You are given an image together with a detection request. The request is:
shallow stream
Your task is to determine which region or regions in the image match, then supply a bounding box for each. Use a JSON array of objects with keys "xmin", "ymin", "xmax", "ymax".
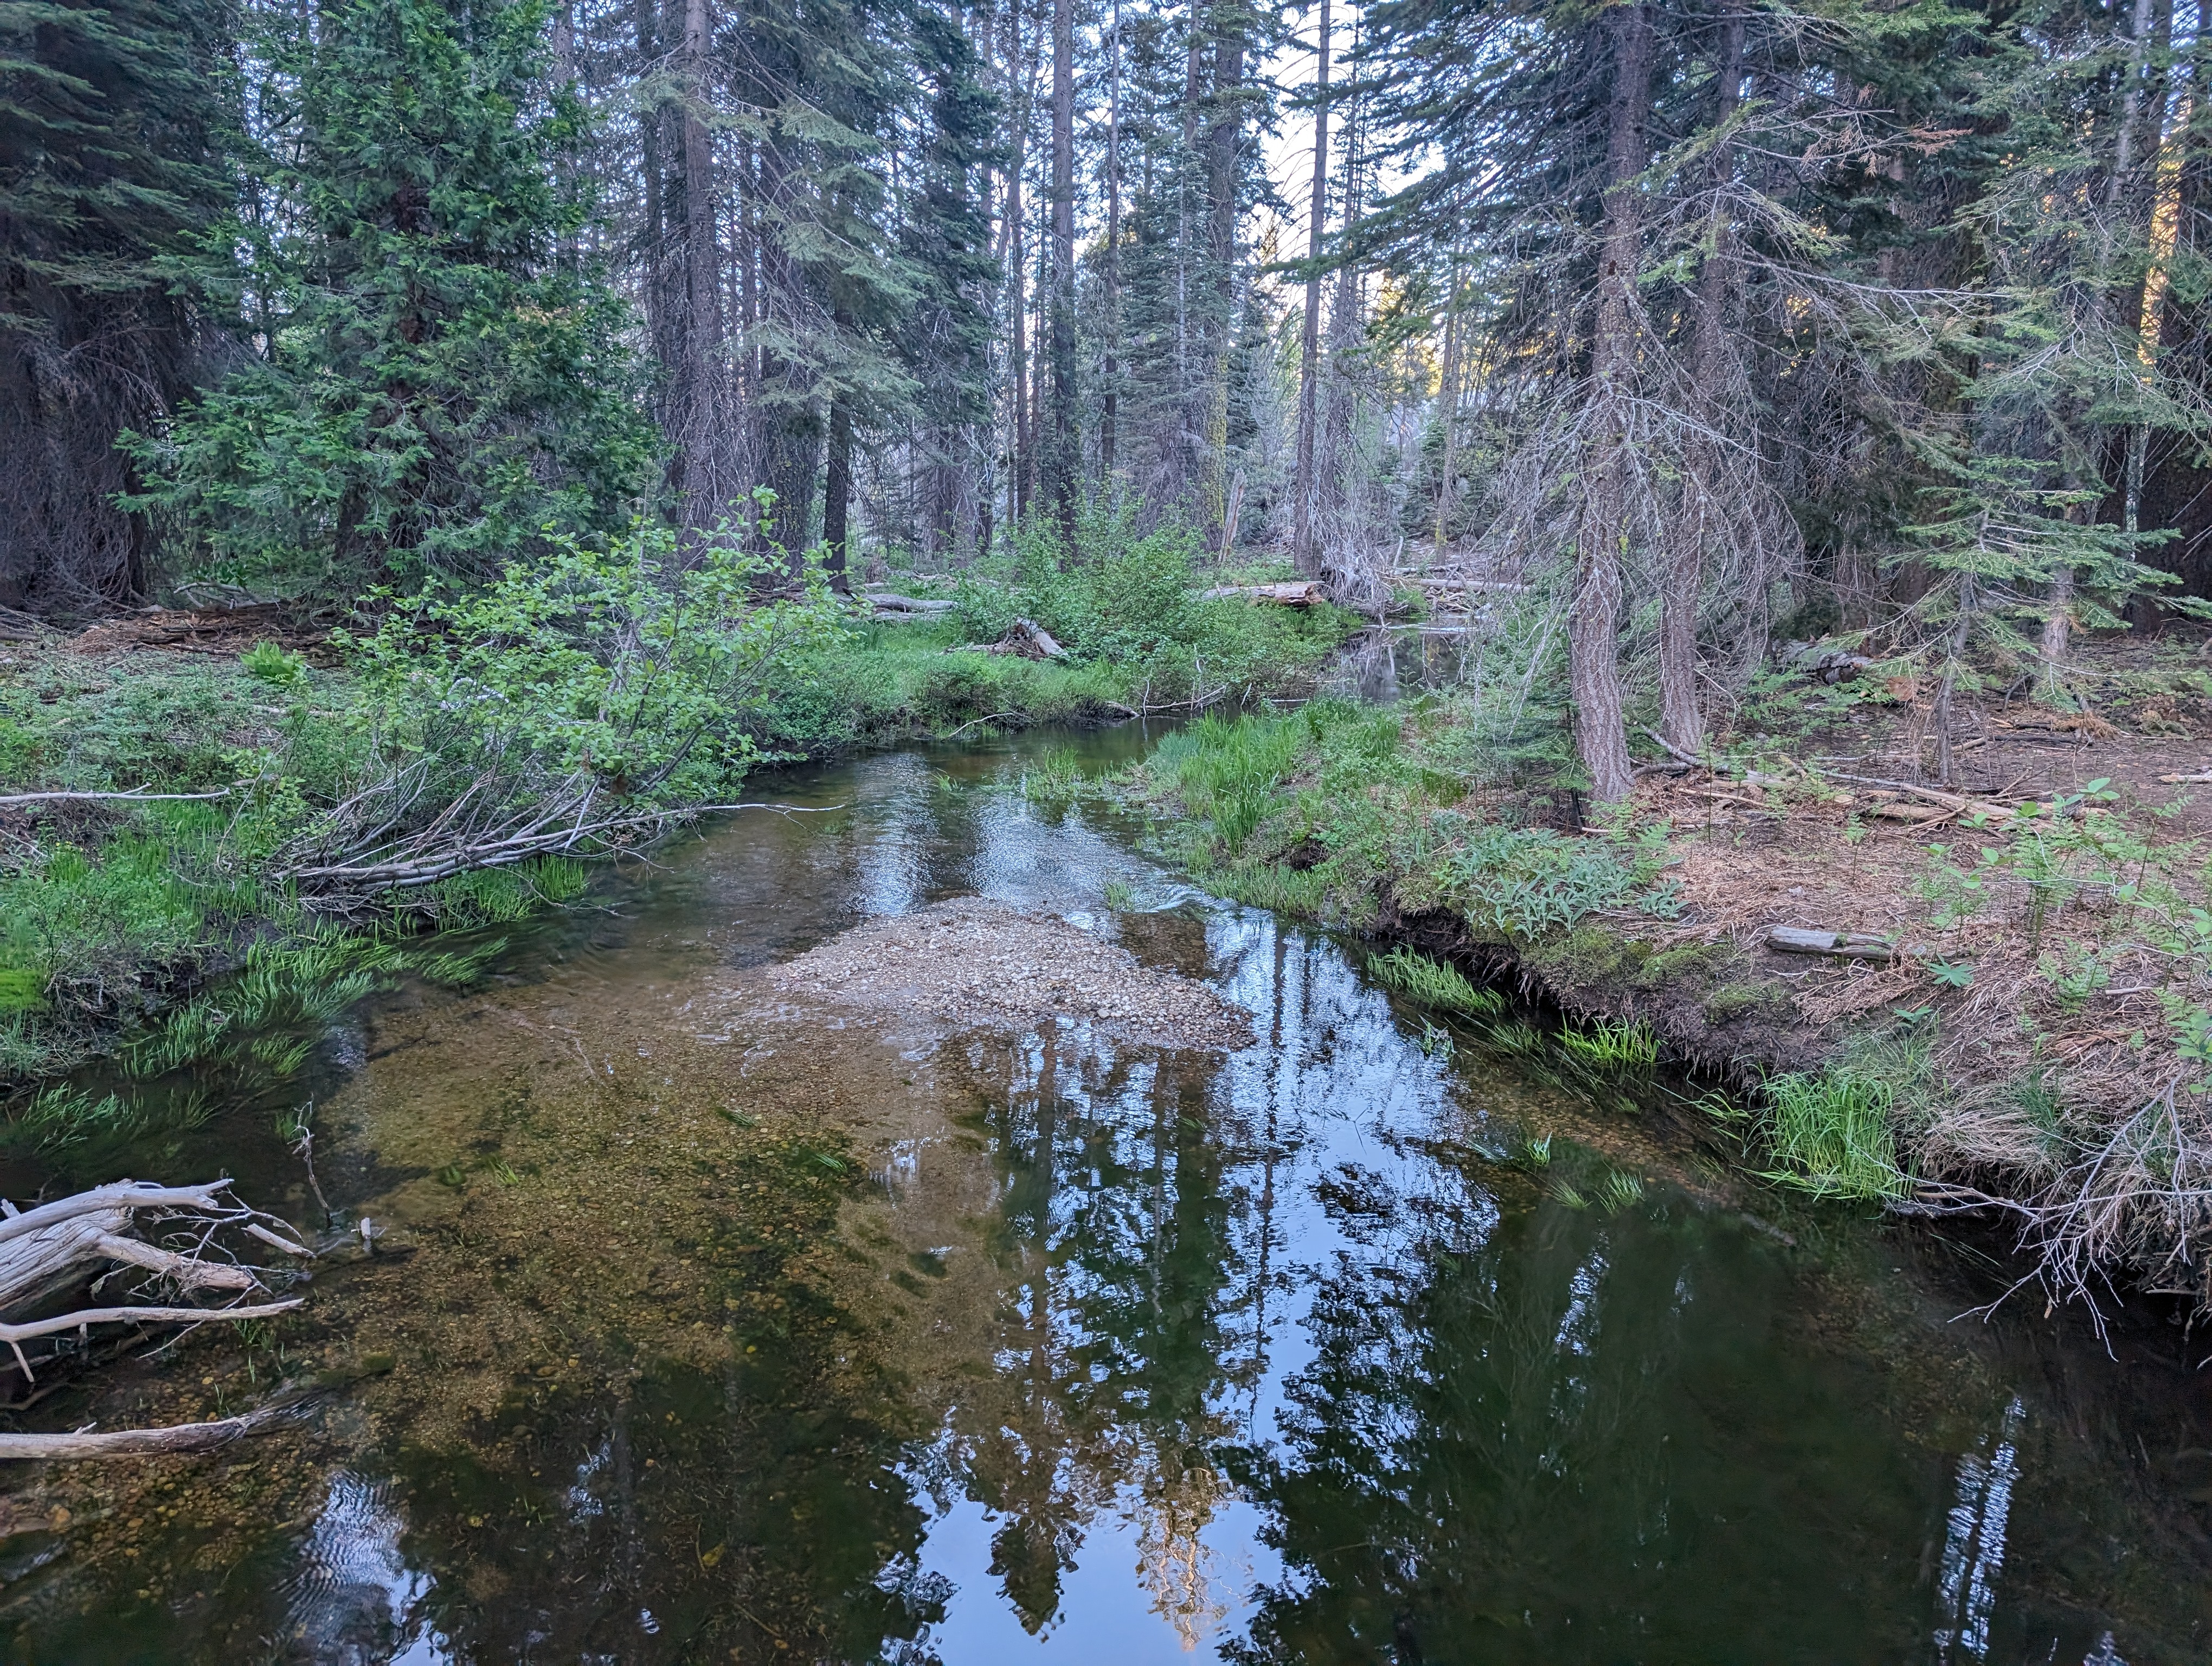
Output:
[{"xmin": 2, "ymin": 726, "xmax": 2209, "ymax": 1664}]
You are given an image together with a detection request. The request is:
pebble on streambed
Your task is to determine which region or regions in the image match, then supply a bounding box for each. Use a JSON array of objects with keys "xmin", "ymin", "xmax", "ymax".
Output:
[{"xmin": 769, "ymin": 896, "xmax": 1254, "ymax": 1052}]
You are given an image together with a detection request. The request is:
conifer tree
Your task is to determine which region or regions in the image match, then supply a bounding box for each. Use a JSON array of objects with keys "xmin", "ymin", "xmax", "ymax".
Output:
[
  {"xmin": 0, "ymin": 0, "xmax": 234, "ymax": 611},
  {"xmin": 124, "ymin": 0, "xmax": 656, "ymax": 595}
]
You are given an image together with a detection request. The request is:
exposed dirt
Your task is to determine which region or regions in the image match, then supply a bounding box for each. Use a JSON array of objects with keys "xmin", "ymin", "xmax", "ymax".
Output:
[
  {"xmin": 768, "ymin": 895, "xmax": 1255, "ymax": 1051},
  {"xmin": 65, "ymin": 604, "xmax": 333, "ymax": 662}
]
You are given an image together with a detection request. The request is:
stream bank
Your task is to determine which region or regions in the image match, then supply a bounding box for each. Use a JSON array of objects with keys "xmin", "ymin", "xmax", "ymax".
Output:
[
  {"xmin": 0, "ymin": 727, "xmax": 2206, "ymax": 1661},
  {"xmin": 1115, "ymin": 681, "xmax": 2212, "ymax": 1321}
]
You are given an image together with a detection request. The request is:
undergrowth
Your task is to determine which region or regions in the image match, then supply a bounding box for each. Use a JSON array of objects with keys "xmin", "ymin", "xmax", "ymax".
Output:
[
  {"xmin": 1, "ymin": 517, "xmax": 1340, "ymax": 1096},
  {"xmin": 1371, "ymin": 947, "xmax": 1503, "ymax": 1015}
]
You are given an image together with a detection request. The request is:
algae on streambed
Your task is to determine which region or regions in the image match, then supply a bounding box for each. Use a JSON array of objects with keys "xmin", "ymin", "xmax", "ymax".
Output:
[{"xmin": 0, "ymin": 735, "xmax": 2206, "ymax": 1663}]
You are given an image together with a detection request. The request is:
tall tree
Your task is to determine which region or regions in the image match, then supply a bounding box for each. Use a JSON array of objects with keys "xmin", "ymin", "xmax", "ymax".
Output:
[
  {"xmin": 124, "ymin": 0, "xmax": 656, "ymax": 595},
  {"xmin": 1046, "ymin": 0, "xmax": 1077, "ymax": 535},
  {"xmin": 1291, "ymin": 0, "xmax": 1329, "ymax": 576},
  {"xmin": 0, "ymin": 0, "xmax": 234, "ymax": 612}
]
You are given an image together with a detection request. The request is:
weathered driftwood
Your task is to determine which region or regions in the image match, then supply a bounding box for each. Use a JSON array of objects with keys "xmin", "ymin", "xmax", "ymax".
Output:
[
  {"xmin": 1765, "ymin": 926, "xmax": 1898, "ymax": 960},
  {"xmin": 0, "ymin": 1393, "xmax": 313, "ymax": 1460},
  {"xmin": 0, "ymin": 1180, "xmax": 310, "ymax": 1389},
  {"xmin": 0, "ymin": 787, "xmax": 234, "ymax": 809},
  {"xmin": 1199, "ymin": 581, "xmax": 1327, "ymax": 607},
  {"xmin": 868, "ymin": 593, "xmax": 956, "ymax": 617}
]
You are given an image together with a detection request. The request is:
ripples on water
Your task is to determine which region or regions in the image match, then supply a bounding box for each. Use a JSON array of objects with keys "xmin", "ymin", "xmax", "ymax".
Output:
[{"xmin": 1, "ymin": 729, "xmax": 2208, "ymax": 1664}]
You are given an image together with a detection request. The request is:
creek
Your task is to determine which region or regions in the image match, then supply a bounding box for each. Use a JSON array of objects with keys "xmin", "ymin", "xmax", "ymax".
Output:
[{"xmin": 0, "ymin": 724, "xmax": 2207, "ymax": 1664}]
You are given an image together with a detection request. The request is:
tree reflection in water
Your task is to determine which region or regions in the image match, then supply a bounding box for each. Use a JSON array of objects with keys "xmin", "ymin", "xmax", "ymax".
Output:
[{"xmin": 7, "ymin": 748, "xmax": 2208, "ymax": 1665}]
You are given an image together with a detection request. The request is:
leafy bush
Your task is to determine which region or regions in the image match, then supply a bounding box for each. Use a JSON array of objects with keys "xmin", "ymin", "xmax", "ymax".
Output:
[
  {"xmin": 1438, "ymin": 823, "xmax": 1650, "ymax": 940},
  {"xmin": 942, "ymin": 511, "xmax": 1349, "ymax": 702},
  {"xmin": 349, "ymin": 517, "xmax": 846, "ymax": 805}
]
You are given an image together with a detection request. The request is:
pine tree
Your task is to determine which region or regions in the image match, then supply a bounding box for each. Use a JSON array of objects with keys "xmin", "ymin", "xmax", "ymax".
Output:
[
  {"xmin": 899, "ymin": 0, "xmax": 1001, "ymax": 561},
  {"xmin": 124, "ymin": 0, "xmax": 657, "ymax": 596}
]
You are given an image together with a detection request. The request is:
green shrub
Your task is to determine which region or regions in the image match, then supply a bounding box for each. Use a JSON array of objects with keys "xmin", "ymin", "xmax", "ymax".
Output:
[
  {"xmin": 351, "ymin": 521, "xmax": 847, "ymax": 806},
  {"xmin": 1439, "ymin": 824, "xmax": 1648, "ymax": 940},
  {"xmin": 241, "ymin": 640, "xmax": 310, "ymax": 690}
]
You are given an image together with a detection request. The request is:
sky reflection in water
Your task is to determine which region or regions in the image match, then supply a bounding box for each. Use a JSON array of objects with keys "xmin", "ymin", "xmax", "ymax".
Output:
[{"xmin": 3, "ymin": 734, "xmax": 2207, "ymax": 1664}]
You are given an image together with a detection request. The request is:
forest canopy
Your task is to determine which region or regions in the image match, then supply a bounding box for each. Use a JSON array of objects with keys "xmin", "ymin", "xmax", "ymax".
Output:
[{"xmin": 8, "ymin": 0, "xmax": 2212, "ymax": 791}]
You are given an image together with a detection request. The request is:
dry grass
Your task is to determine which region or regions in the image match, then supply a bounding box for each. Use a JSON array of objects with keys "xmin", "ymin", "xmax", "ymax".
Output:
[{"xmin": 1625, "ymin": 723, "xmax": 2212, "ymax": 1318}]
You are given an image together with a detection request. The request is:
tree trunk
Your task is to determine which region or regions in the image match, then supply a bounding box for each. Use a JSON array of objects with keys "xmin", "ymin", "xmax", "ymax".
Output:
[
  {"xmin": 1204, "ymin": 7, "xmax": 1244, "ymax": 549},
  {"xmin": 1317, "ymin": 37, "xmax": 1360, "ymax": 560},
  {"xmin": 1047, "ymin": 0, "xmax": 1077, "ymax": 540},
  {"xmin": 1658, "ymin": 2, "xmax": 1742, "ymax": 756},
  {"xmin": 1432, "ymin": 244, "xmax": 1461, "ymax": 554},
  {"xmin": 1010, "ymin": 136, "xmax": 1031, "ymax": 523},
  {"xmin": 1101, "ymin": 0, "xmax": 1122, "ymax": 492},
  {"xmin": 1292, "ymin": 0, "xmax": 1329, "ymax": 578},
  {"xmin": 824, "ymin": 394, "xmax": 853, "ymax": 593},
  {"xmin": 679, "ymin": 0, "xmax": 721, "ymax": 533},
  {"xmin": 1569, "ymin": 1, "xmax": 1652, "ymax": 804}
]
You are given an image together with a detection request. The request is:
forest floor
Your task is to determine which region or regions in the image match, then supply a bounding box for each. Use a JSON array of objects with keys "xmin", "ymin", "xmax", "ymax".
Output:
[
  {"xmin": 0, "ymin": 573, "xmax": 1349, "ymax": 1091},
  {"xmin": 1114, "ymin": 625, "xmax": 2212, "ymax": 1319}
]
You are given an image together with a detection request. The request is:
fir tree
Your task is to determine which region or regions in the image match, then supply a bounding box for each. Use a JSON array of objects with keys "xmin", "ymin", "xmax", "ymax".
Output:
[
  {"xmin": 0, "ymin": 0, "xmax": 234, "ymax": 612},
  {"xmin": 124, "ymin": 0, "xmax": 657, "ymax": 595}
]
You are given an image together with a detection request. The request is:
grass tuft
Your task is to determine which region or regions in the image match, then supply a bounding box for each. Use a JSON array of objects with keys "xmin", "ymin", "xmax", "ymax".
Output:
[
  {"xmin": 1559, "ymin": 1017, "xmax": 1660, "ymax": 1067},
  {"xmin": 1371, "ymin": 947, "xmax": 1503, "ymax": 1015},
  {"xmin": 1756, "ymin": 1069, "xmax": 1911, "ymax": 1201}
]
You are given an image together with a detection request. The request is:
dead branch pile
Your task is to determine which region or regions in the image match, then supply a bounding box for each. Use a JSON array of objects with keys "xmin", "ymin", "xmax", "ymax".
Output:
[
  {"xmin": 66, "ymin": 603, "xmax": 327, "ymax": 660},
  {"xmin": 272, "ymin": 738, "xmax": 826, "ymax": 913},
  {"xmin": 0, "ymin": 1180, "xmax": 308, "ymax": 1402}
]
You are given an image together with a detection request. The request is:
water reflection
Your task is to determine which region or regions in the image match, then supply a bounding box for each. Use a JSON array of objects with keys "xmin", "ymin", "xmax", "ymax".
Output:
[
  {"xmin": 1, "ymin": 733, "xmax": 2207, "ymax": 1664},
  {"xmin": 286, "ymin": 1474, "xmax": 446, "ymax": 1666}
]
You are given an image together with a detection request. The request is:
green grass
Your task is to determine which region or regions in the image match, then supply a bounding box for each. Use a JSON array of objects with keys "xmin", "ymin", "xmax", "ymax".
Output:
[
  {"xmin": 1755, "ymin": 1069, "xmax": 1911, "ymax": 1201},
  {"xmin": 1558, "ymin": 1017, "xmax": 1660, "ymax": 1067},
  {"xmin": 1371, "ymin": 947, "xmax": 1503, "ymax": 1015},
  {"xmin": 0, "ymin": 1084, "xmax": 215, "ymax": 1162},
  {"xmin": 1024, "ymin": 745, "xmax": 1090, "ymax": 807}
]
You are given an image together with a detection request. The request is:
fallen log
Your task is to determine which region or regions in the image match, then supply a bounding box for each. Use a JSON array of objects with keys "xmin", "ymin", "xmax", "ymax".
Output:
[
  {"xmin": 1199, "ymin": 581, "xmax": 1325, "ymax": 606},
  {"xmin": 0, "ymin": 1392, "xmax": 313, "ymax": 1460},
  {"xmin": 867, "ymin": 593, "xmax": 957, "ymax": 614},
  {"xmin": 1765, "ymin": 926, "xmax": 1898, "ymax": 960}
]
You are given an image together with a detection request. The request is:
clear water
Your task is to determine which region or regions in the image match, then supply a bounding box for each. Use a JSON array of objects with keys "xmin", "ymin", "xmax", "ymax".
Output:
[{"xmin": 1, "ymin": 728, "xmax": 2208, "ymax": 1664}]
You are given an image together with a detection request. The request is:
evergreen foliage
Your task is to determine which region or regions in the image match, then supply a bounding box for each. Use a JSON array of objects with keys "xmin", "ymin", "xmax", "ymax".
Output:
[
  {"xmin": 121, "ymin": 0, "xmax": 656, "ymax": 597},
  {"xmin": 0, "ymin": 0, "xmax": 234, "ymax": 611}
]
